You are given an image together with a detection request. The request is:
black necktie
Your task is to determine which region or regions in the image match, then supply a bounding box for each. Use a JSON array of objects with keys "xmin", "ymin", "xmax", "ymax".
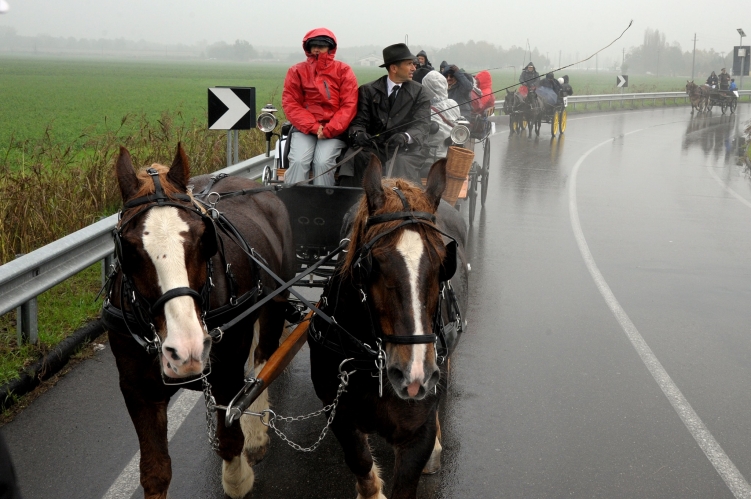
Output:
[{"xmin": 389, "ymin": 85, "xmax": 400, "ymax": 108}]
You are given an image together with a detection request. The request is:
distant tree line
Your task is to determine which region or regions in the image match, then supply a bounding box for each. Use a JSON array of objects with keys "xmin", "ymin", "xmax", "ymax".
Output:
[
  {"xmin": 624, "ymin": 28, "xmax": 732, "ymax": 78},
  {"xmin": 429, "ymin": 41, "xmax": 550, "ymax": 72}
]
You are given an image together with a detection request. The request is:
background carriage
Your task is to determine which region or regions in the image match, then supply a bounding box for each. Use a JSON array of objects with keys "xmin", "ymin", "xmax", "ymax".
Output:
[
  {"xmin": 707, "ymin": 88, "xmax": 738, "ymax": 114},
  {"xmin": 505, "ymin": 86, "xmax": 568, "ymax": 137}
]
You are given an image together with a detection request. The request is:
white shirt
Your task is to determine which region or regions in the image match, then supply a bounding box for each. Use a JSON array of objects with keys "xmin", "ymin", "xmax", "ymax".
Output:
[{"xmin": 385, "ymin": 77, "xmax": 413, "ymax": 144}]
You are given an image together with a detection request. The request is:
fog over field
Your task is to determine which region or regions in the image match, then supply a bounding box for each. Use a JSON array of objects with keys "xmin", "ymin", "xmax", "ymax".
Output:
[{"xmin": 0, "ymin": 0, "xmax": 745, "ymax": 67}]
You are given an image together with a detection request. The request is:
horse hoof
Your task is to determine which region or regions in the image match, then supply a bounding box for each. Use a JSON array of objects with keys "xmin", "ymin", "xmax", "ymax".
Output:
[
  {"xmin": 421, "ymin": 452, "xmax": 442, "ymax": 475},
  {"xmin": 244, "ymin": 443, "xmax": 269, "ymax": 466}
]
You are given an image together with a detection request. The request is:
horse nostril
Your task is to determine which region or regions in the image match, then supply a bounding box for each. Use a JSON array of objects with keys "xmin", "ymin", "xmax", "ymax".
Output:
[
  {"xmin": 165, "ymin": 346, "xmax": 180, "ymax": 361},
  {"xmin": 387, "ymin": 367, "xmax": 404, "ymax": 383}
]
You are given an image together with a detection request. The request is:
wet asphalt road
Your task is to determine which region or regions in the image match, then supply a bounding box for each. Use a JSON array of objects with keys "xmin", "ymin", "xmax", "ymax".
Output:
[{"xmin": 3, "ymin": 104, "xmax": 751, "ymax": 499}]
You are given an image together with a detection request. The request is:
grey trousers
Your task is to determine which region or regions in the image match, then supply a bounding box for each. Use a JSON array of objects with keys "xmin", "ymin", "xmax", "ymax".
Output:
[{"xmin": 284, "ymin": 132, "xmax": 345, "ymax": 186}]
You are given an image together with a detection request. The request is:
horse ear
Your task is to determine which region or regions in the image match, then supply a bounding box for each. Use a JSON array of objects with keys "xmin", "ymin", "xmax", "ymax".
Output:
[
  {"xmin": 115, "ymin": 146, "xmax": 140, "ymax": 202},
  {"xmin": 167, "ymin": 142, "xmax": 190, "ymax": 191},
  {"xmin": 363, "ymin": 153, "xmax": 385, "ymax": 214},
  {"xmin": 424, "ymin": 158, "xmax": 447, "ymax": 212}
]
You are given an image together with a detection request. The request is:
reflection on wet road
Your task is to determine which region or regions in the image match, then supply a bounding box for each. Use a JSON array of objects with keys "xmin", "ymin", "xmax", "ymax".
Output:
[{"xmin": 3, "ymin": 105, "xmax": 751, "ymax": 498}]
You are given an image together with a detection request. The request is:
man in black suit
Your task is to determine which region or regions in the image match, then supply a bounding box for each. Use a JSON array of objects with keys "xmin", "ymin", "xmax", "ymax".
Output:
[{"xmin": 338, "ymin": 43, "xmax": 431, "ymax": 186}]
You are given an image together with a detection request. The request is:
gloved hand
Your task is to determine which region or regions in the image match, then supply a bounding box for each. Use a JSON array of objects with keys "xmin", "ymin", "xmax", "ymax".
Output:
[
  {"xmin": 388, "ymin": 132, "xmax": 409, "ymax": 147},
  {"xmin": 354, "ymin": 131, "xmax": 372, "ymax": 147}
]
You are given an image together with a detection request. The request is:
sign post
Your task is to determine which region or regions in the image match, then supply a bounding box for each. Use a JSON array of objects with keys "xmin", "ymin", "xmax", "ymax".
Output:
[{"xmin": 208, "ymin": 87, "xmax": 256, "ymax": 166}]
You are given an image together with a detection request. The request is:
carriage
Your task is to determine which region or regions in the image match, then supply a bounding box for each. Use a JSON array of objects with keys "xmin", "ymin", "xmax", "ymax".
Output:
[
  {"xmin": 260, "ymin": 104, "xmax": 492, "ymax": 226},
  {"xmin": 104, "ymin": 103, "xmax": 470, "ymax": 499},
  {"xmin": 504, "ymin": 86, "xmax": 568, "ymax": 137},
  {"xmin": 707, "ymin": 88, "xmax": 738, "ymax": 114}
]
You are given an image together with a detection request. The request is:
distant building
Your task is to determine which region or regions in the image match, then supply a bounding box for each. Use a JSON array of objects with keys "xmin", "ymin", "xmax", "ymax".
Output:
[{"xmin": 358, "ymin": 55, "xmax": 382, "ymax": 67}]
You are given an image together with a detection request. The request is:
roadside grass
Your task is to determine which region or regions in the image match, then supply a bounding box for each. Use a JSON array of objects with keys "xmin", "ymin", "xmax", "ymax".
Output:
[{"xmin": 0, "ymin": 264, "xmax": 101, "ymax": 387}]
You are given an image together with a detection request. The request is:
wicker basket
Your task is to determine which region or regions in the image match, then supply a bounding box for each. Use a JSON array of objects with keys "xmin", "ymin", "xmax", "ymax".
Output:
[{"xmin": 442, "ymin": 146, "xmax": 474, "ymax": 206}]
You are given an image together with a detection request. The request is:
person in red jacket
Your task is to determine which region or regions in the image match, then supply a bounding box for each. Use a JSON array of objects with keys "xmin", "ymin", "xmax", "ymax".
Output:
[{"xmin": 282, "ymin": 28, "xmax": 358, "ymax": 186}]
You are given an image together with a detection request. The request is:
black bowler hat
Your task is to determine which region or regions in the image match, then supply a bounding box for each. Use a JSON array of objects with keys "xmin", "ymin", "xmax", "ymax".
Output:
[{"xmin": 380, "ymin": 43, "xmax": 416, "ymax": 68}]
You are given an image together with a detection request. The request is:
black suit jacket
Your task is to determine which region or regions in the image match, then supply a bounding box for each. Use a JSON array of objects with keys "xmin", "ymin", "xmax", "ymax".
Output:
[{"xmin": 348, "ymin": 76, "xmax": 430, "ymax": 148}]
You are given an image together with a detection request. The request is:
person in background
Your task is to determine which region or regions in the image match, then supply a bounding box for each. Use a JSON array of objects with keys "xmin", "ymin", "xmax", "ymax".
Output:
[
  {"xmin": 281, "ymin": 28, "xmax": 358, "ymax": 186},
  {"xmin": 442, "ymin": 64, "xmax": 473, "ymax": 118},
  {"xmin": 416, "ymin": 50, "xmax": 434, "ymax": 70},
  {"xmin": 729, "ymin": 78, "xmax": 738, "ymax": 91},
  {"xmin": 519, "ymin": 62, "xmax": 540, "ymax": 88},
  {"xmin": 719, "ymin": 68, "xmax": 731, "ymax": 90},
  {"xmin": 559, "ymin": 75, "xmax": 574, "ymax": 96},
  {"xmin": 706, "ymin": 71, "xmax": 718, "ymax": 88},
  {"xmin": 419, "ymin": 71, "xmax": 460, "ymax": 175},
  {"xmin": 339, "ymin": 43, "xmax": 430, "ymax": 186},
  {"xmin": 413, "ymin": 50, "xmax": 434, "ymax": 83}
]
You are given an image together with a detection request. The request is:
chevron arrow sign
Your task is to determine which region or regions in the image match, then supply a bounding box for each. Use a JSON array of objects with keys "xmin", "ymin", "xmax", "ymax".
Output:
[
  {"xmin": 616, "ymin": 75, "xmax": 628, "ymax": 88},
  {"xmin": 208, "ymin": 87, "xmax": 255, "ymax": 130}
]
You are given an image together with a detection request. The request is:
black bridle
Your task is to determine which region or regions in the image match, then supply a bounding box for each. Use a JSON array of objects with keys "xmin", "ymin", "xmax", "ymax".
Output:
[{"xmin": 308, "ymin": 187, "xmax": 462, "ymax": 370}]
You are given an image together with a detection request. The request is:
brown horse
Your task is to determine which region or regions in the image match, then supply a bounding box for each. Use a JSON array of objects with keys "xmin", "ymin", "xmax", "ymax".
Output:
[
  {"xmin": 103, "ymin": 144, "xmax": 294, "ymax": 499},
  {"xmin": 308, "ymin": 155, "xmax": 468, "ymax": 499},
  {"xmin": 686, "ymin": 80, "xmax": 709, "ymax": 113}
]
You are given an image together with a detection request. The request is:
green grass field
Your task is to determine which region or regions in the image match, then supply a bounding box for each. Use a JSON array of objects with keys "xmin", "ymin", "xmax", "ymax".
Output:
[
  {"xmin": 0, "ymin": 56, "xmax": 385, "ymax": 153},
  {"xmin": 0, "ymin": 56, "xmax": 692, "ymax": 154}
]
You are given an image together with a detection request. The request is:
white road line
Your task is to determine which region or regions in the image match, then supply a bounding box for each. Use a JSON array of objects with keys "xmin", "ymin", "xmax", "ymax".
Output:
[
  {"xmin": 706, "ymin": 167, "xmax": 751, "ymax": 209},
  {"xmin": 569, "ymin": 135, "xmax": 751, "ymax": 498},
  {"xmin": 101, "ymin": 390, "xmax": 202, "ymax": 499}
]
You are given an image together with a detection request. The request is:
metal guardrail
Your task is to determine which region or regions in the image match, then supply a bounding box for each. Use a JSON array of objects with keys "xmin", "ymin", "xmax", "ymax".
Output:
[
  {"xmin": 0, "ymin": 152, "xmax": 275, "ymax": 342},
  {"xmin": 495, "ymin": 90, "xmax": 751, "ymax": 111}
]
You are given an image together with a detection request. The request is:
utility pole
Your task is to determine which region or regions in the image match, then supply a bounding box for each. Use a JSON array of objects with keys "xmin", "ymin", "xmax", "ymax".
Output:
[
  {"xmin": 739, "ymin": 29, "xmax": 746, "ymax": 91},
  {"xmin": 656, "ymin": 47, "xmax": 660, "ymax": 78},
  {"xmin": 622, "ymin": 47, "xmax": 625, "ymax": 69},
  {"xmin": 691, "ymin": 33, "xmax": 697, "ymax": 81},
  {"xmin": 596, "ymin": 53, "xmax": 598, "ymax": 73},
  {"xmin": 559, "ymin": 50, "xmax": 561, "ymax": 68}
]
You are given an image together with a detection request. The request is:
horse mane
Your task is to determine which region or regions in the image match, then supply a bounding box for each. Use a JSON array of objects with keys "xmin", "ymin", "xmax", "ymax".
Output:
[
  {"xmin": 132, "ymin": 163, "xmax": 185, "ymax": 199},
  {"xmin": 342, "ymin": 178, "xmax": 445, "ymax": 277}
]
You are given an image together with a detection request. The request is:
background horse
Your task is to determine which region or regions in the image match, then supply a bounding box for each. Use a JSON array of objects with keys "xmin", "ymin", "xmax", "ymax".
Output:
[
  {"xmin": 686, "ymin": 80, "xmax": 709, "ymax": 113},
  {"xmin": 104, "ymin": 144, "xmax": 294, "ymax": 499},
  {"xmin": 504, "ymin": 89, "xmax": 527, "ymax": 134},
  {"xmin": 522, "ymin": 89, "xmax": 546, "ymax": 137},
  {"xmin": 308, "ymin": 155, "xmax": 468, "ymax": 499}
]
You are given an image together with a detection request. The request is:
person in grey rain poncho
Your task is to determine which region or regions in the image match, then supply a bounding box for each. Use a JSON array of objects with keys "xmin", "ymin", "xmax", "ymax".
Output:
[{"xmin": 419, "ymin": 70, "xmax": 461, "ymax": 176}]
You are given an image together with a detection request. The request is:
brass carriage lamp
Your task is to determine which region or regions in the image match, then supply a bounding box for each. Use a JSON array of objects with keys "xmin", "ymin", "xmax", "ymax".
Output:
[{"xmin": 257, "ymin": 104, "xmax": 279, "ymax": 157}]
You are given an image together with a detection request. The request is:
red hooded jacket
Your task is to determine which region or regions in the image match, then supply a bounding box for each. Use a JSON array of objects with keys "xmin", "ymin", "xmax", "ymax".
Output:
[
  {"xmin": 282, "ymin": 28, "xmax": 358, "ymax": 139},
  {"xmin": 472, "ymin": 70, "xmax": 495, "ymax": 113}
]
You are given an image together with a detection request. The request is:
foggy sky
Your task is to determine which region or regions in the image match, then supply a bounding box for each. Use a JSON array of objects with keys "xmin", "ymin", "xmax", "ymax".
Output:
[{"xmin": 0, "ymin": 0, "xmax": 746, "ymax": 64}]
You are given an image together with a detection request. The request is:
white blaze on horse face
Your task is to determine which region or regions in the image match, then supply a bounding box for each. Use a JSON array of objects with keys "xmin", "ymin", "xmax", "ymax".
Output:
[
  {"xmin": 396, "ymin": 230, "xmax": 427, "ymax": 384},
  {"xmin": 142, "ymin": 207, "xmax": 207, "ymax": 375}
]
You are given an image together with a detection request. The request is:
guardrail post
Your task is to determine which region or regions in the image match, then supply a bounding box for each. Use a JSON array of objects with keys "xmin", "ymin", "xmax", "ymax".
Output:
[
  {"xmin": 101, "ymin": 253, "xmax": 114, "ymax": 287},
  {"xmin": 15, "ymin": 254, "xmax": 38, "ymax": 345}
]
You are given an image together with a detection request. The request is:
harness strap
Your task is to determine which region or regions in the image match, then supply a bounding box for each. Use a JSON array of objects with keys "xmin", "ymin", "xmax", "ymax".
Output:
[
  {"xmin": 381, "ymin": 334, "xmax": 437, "ymax": 345},
  {"xmin": 366, "ymin": 211, "xmax": 436, "ymax": 227},
  {"xmin": 150, "ymin": 287, "xmax": 202, "ymax": 316}
]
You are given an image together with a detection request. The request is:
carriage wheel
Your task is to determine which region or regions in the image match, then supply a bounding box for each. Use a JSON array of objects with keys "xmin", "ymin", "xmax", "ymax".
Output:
[
  {"xmin": 559, "ymin": 110, "xmax": 567, "ymax": 134},
  {"xmin": 468, "ymin": 166, "xmax": 478, "ymax": 225},
  {"xmin": 509, "ymin": 115, "xmax": 517, "ymax": 132},
  {"xmin": 262, "ymin": 165, "xmax": 273, "ymax": 185},
  {"xmin": 721, "ymin": 103, "xmax": 727, "ymax": 115},
  {"xmin": 551, "ymin": 112, "xmax": 559, "ymax": 137},
  {"xmin": 730, "ymin": 99, "xmax": 737, "ymax": 113},
  {"xmin": 481, "ymin": 139, "xmax": 490, "ymax": 206},
  {"xmin": 521, "ymin": 119, "xmax": 528, "ymax": 134}
]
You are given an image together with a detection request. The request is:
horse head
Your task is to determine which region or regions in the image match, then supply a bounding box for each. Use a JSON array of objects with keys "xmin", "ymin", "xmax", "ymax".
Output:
[
  {"xmin": 344, "ymin": 154, "xmax": 453, "ymax": 400},
  {"xmin": 114, "ymin": 144, "xmax": 216, "ymax": 380}
]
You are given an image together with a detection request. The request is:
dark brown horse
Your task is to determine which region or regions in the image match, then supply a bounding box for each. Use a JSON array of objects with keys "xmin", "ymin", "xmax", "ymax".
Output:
[
  {"xmin": 103, "ymin": 144, "xmax": 294, "ymax": 499},
  {"xmin": 308, "ymin": 155, "xmax": 468, "ymax": 499},
  {"xmin": 686, "ymin": 80, "xmax": 709, "ymax": 113}
]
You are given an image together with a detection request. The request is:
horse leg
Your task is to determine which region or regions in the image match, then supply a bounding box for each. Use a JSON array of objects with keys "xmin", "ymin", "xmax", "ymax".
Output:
[
  {"xmin": 421, "ymin": 412, "xmax": 442, "ymax": 475},
  {"xmin": 210, "ymin": 329, "xmax": 256, "ymax": 499},
  {"xmin": 330, "ymin": 421, "xmax": 386, "ymax": 499},
  {"xmin": 391, "ymin": 414, "xmax": 439, "ymax": 499},
  {"xmin": 241, "ymin": 300, "xmax": 286, "ymax": 464},
  {"xmin": 109, "ymin": 332, "xmax": 174, "ymax": 499}
]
